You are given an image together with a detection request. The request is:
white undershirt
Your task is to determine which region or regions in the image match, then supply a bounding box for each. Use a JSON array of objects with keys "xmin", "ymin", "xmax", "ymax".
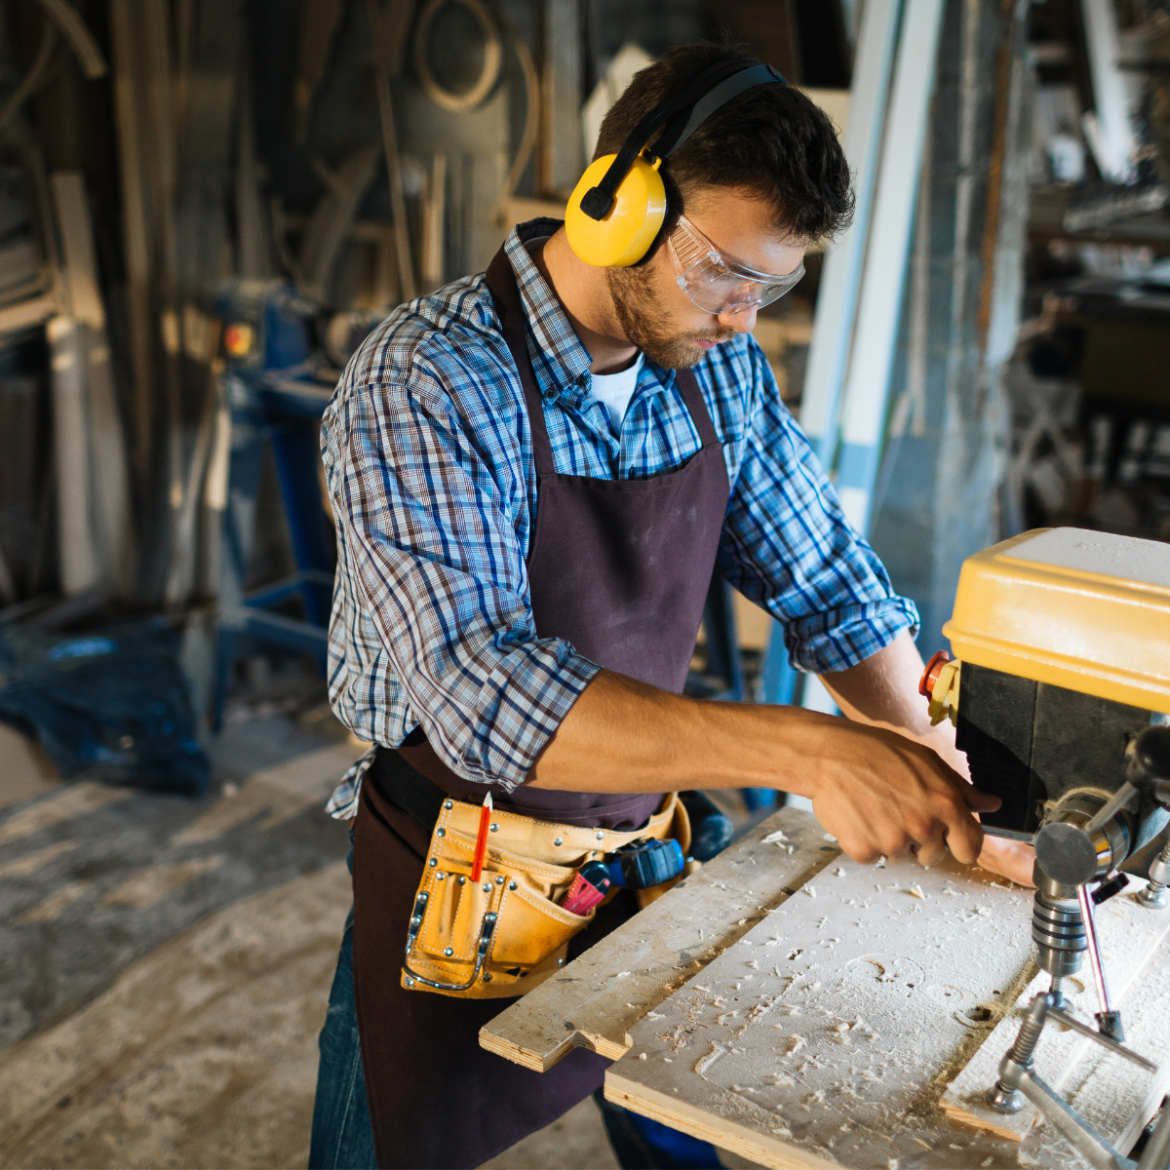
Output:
[{"xmin": 588, "ymin": 354, "xmax": 644, "ymax": 433}]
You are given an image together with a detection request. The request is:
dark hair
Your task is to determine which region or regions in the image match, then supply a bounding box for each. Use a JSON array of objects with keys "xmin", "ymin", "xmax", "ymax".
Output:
[{"xmin": 594, "ymin": 42, "xmax": 854, "ymax": 244}]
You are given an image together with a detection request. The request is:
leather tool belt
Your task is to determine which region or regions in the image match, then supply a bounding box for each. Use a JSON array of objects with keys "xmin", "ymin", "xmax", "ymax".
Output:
[{"xmin": 399, "ymin": 787, "xmax": 691, "ymax": 1000}]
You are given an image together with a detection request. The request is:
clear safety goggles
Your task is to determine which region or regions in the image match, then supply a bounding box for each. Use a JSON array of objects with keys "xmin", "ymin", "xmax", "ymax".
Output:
[{"xmin": 667, "ymin": 215, "xmax": 805, "ymax": 315}]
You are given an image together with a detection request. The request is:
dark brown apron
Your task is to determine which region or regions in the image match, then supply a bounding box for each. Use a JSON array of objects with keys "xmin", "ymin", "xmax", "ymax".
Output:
[{"xmin": 351, "ymin": 244, "xmax": 731, "ymax": 1168}]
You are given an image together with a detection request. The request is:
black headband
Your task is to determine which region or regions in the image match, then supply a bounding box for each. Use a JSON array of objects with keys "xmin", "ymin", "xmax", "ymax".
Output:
[{"xmin": 579, "ymin": 59, "xmax": 787, "ymax": 222}]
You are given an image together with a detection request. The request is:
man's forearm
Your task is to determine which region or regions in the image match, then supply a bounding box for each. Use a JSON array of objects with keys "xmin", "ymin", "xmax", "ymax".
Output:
[
  {"xmin": 529, "ymin": 657, "xmax": 999, "ymax": 869},
  {"xmin": 528, "ymin": 668, "xmax": 841, "ymax": 797}
]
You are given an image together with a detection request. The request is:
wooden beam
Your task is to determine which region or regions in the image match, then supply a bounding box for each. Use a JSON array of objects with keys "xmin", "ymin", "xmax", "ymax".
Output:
[
  {"xmin": 51, "ymin": 172, "xmax": 135, "ymax": 599},
  {"xmin": 109, "ymin": 0, "xmax": 155, "ymax": 478}
]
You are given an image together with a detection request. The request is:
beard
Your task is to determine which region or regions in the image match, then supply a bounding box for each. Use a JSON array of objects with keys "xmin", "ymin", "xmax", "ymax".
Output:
[{"xmin": 605, "ymin": 265, "xmax": 734, "ymax": 369}]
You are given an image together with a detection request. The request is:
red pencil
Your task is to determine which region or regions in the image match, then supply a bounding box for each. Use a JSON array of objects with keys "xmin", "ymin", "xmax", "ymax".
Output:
[{"xmin": 470, "ymin": 792, "xmax": 493, "ymax": 883}]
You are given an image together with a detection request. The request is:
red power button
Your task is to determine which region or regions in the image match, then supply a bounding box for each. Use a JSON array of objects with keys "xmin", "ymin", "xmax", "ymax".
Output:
[{"xmin": 918, "ymin": 650, "xmax": 951, "ymax": 698}]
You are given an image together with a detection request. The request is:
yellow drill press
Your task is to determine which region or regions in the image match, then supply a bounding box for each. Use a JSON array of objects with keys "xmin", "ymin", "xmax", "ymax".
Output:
[{"xmin": 924, "ymin": 527, "xmax": 1170, "ymax": 1168}]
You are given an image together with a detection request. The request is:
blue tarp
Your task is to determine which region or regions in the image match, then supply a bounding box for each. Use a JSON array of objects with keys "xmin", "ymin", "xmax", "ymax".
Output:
[{"xmin": 0, "ymin": 619, "xmax": 209, "ymax": 797}]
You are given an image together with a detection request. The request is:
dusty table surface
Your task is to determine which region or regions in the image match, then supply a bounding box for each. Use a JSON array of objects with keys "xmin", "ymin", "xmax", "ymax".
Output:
[
  {"xmin": 603, "ymin": 848, "xmax": 1043, "ymax": 1168},
  {"xmin": 484, "ymin": 803, "xmax": 1169, "ymax": 1168},
  {"xmin": 481, "ymin": 808, "xmax": 842, "ymax": 1071}
]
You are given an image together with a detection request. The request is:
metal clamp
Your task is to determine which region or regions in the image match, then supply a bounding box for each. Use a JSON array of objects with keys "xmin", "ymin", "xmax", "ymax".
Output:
[
  {"xmin": 987, "ymin": 992, "xmax": 1155, "ymax": 1169},
  {"xmin": 402, "ymin": 888, "xmax": 499, "ymax": 992}
]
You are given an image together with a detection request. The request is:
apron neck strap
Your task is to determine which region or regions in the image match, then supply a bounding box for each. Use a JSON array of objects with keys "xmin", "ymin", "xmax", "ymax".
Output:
[
  {"xmin": 484, "ymin": 245, "xmax": 721, "ymax": 468},
  {"xmin": 486, "ymin": 247, "xmax": 556, "ymax": 476},
  {"xmin": 674, "ymin": 367, "xmax": 717, "ymax": 448}
]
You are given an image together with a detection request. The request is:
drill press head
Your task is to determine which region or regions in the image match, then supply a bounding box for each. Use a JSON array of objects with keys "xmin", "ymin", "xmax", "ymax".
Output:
[{"xmin": 931, "ymin": 528, "xmax": 1170, "ymax": 983}]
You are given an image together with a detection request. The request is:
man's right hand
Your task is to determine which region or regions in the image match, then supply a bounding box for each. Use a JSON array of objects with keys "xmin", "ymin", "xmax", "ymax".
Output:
[{"xmin": 799, "ymin": 719, "xmax": 1001, "ymax": 869}]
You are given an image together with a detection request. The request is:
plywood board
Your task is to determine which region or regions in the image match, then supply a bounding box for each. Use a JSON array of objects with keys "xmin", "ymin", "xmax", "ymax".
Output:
[
  {"xmin": 481, "ymin": 809, "xmax": 841, "ymax": 1071},
  {"xmin": 606, "ymin": 853, "xmax": 1050, "ymax": 1169}
]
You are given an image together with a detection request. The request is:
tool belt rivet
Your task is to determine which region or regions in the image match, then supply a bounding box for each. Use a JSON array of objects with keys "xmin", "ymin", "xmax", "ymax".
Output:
[
  {"xmin": 490, "ymin": 823, "xmax": 498, "ymax": 832},
  {"xmin": 483, "ymin": 973, "xmax": 492, "ymax": 981},
  {"xmin": 436, "ymin": 872, "xmax": 445, "ymax": 880},
  {"xmin": 437, "ymin": 827, "xmax": 445, "ymax": 837},
  {"xmin": 596, "ymin": 831, "xmax": 605, "ymax": 840},
  {"xmin": 554, "ymin": 837, "xmax": 563, "ymax": 846},
  {"xmin": 458, "ymin": 875, "xmax": 466, "ymax": 885},
  {"xmin": 496, "ymin": 876, "xmax": 505, "ymax": 885},
  {"xmin": 482, "ymin": 883, "xmax": 492, "ymax": 892},
  {"xmin": 404, "ymin": 976, "xmax": 415, "ymax": 987},
  {"xmin": 508, "ymin": 881, "xmax": 517, "ymax": 890},
  {"xmin": 443, "ymin": 800, "xmax": 453, "ymax": 809},
  {"xmin": 428, "ymin": 858, "xmax": 437, "ymax": 867},
  {"xmin": 557, "ymin": 958, "xmax": 564, "ymax": 966},
  {"xmin": 444, "ymin": 947, "xmax": 454, "ymax": 956}
]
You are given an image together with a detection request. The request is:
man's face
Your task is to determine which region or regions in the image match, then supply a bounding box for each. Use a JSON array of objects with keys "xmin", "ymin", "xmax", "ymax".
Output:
[{"xmin": 605, "ymin": 186, "xmax": 808, "ymax": 369}]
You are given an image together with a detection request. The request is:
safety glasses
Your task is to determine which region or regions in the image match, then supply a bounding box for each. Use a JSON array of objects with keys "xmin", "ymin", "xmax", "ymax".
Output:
[{"xmin": 667, "ymin": 215, "xmax": 805, "ymax": 315}]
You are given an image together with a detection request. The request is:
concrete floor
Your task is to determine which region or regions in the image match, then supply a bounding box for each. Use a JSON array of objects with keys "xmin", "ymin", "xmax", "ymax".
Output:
[{"xmin": 0, "ymin": 715, "xmax": 626, "ymax": 1169}]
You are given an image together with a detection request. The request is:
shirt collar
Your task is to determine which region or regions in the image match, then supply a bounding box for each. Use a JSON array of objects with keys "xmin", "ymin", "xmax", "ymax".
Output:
[
  {"xmin": 501, "ymin": 219, "xmax": 682, "ymax": 404},
  {"xmin": 502, "ymin": 220, "xmax": 600, "ymax": 404}
]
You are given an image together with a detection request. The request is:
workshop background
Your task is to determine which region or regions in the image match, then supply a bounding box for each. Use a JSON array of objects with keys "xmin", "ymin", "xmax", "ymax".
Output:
[{"xmin": 0, "ymin": 0, "xmax": 1168, "ymax": 1166}]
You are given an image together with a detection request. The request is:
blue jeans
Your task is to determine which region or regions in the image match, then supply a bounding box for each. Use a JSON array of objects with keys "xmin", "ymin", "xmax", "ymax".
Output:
[{"xmin": 309, "ymin": 916, "xmax": 377, "ymax": 1170}]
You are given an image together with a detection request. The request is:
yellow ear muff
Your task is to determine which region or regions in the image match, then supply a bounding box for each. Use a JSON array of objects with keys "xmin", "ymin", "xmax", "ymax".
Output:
[{"xmin": 565, "ymin": 153, "xmax": 668, "ymax": 268}]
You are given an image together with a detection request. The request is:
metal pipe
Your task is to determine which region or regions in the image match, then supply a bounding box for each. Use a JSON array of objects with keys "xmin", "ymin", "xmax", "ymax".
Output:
[
  {"xmin": 1013, "ymin": 1066, "xmax": 1133, "ymax": 1169},
  {"xmin": 1139, "ymin": 835, "xmax": 1170, "ymax": 910},
  {"xmin": 1078, "ymin": 883, "xmax": 1123, "ymax": 1039},
  {"xmin": 1047, "ymin": 1008, "xmax": 1157, "ymax": 1072},
  {"xmin": 989, "ymin": 994, "xmax": 1136, "ymax": 1169}
]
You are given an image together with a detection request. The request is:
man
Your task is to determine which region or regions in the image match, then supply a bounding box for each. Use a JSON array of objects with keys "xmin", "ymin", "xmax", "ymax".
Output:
[{"xmin": 310, "ymin": 40, "xmax": 1031, "ymax": 1170}]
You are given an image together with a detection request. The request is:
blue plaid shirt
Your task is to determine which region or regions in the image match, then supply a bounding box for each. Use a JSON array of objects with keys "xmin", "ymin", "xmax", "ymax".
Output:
[{"xmin": 322, "ymin": 220, "xmax": 918, "ymax": 817}]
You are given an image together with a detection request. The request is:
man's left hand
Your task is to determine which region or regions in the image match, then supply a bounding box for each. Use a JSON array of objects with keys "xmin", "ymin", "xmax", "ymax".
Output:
[
  {"xmin": 924, "ymin": 726, "xmax": 1035, "ymax": 886},
  {"xmin": 975, "ymin": 833, "xmax": 1035, "ymax": 887}
]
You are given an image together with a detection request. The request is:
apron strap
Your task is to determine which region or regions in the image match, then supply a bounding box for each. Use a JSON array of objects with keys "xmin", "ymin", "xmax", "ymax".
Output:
[
  {"xmin": 486, "ymin": 248, "xmax": 556, "ymax": 477},
  {"xmin": 484, "ymin": 245, "xmax": 723, "ymax": 471},
  {"xmin": 675, "ymin": 367, "xmax": 719, "ymax": 449}
]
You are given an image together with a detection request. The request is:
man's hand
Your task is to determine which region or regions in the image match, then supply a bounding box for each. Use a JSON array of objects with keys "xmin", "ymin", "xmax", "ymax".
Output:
[
  {"xmin": 802, "ymin": 720, "xmax": 999, "ymax": 868},
  {"xmin": 975, "ymin": 833, "xmax": 1036, "ymax": 887}
]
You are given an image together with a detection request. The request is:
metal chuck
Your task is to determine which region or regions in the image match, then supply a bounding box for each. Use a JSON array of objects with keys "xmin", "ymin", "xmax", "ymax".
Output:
[{"xmin": 1032, "ymin": 871, "xmax": 1086, "ymax": 984}]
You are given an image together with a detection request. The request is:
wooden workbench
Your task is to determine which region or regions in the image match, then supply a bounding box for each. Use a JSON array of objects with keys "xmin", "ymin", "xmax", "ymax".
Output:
[{"xmin": 483, "ymin": 807, "xmax": 1170, "ymax": 1168}]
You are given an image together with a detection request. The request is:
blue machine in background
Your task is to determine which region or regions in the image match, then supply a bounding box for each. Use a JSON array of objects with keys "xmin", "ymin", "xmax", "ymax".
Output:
[{"xmin": 212, "ymin": 281, "xmax": 348, "ymax": 727}]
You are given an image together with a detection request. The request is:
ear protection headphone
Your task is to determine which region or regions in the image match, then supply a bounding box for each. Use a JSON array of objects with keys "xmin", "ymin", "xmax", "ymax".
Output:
[{"xmin": 565, "ymin": 58, "xmax": 788, "ymax": 268}]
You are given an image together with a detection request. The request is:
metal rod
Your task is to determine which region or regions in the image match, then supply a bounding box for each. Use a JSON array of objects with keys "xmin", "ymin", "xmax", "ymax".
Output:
[
  {"xmin": 1048, "ymin": 1008, "xmax": 1157, "ymax": 1073},
  {"xmin": 1078, "ymin": 883, "xmax": 1115, "ymax": 1016},
  {"xmin": 1050, "ymin": 974, "xmax": 1069, "ymax": 1009},
  {"xmin": 1086, "ymin": 781, "xmax": 1139, "ymax": 835},
  {"xmin": 1014, "ymin": 1067, "xmax": 1132, "ymax": 1170}
]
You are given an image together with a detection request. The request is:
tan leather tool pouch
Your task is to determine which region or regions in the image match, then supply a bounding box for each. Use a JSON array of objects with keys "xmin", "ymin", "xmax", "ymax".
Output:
[{"xmin": 401, "ymin": 792, "xmax": 690, "ymax": 999}]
